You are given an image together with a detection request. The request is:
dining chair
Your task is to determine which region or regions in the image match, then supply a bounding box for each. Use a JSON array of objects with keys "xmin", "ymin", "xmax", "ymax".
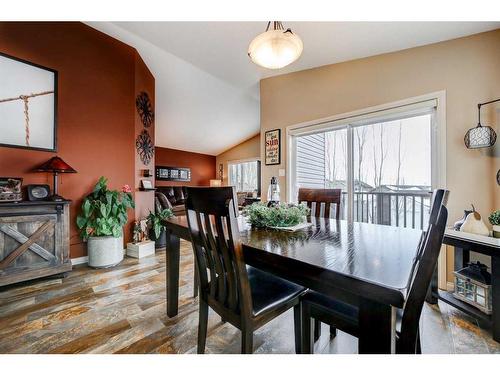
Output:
[
  {"xmin": 300, "ymin": 189, "xmax": 449, "ymax": 354},
  {"xmin": 298, "ymin": 187, "xmax": 342, "ymax": 340},
  {"xmin": 184, "ymin": 186, "xmax": 307, "ymax": 354},
  {"xmin": 298, "ymin": 188, "xmax": 342, "ymax": 219}
]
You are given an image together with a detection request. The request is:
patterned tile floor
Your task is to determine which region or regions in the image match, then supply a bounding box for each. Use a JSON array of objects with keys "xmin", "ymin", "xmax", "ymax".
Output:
[{"xmin": 0, "ymin": 240, "xmax": 498, "ymax": 354}]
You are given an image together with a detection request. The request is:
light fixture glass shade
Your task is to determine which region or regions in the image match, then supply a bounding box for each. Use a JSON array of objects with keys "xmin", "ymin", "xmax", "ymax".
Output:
[
  {"xmin": 464, "ymin": 125, "xmax": 497, "ymax": 149},
  {"xmin": 248, "ymin": 29, "xmax": 303, "ymax": 69}
]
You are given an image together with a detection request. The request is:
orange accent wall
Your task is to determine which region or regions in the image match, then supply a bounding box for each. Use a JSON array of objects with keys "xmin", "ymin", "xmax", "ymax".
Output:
[
  {"xmin": 0, "ymin": 22, "xmax": 155, "ymax": 258},
  {"xmin": 155, "ymin": 147, "xmax": 216, "ymax": 187}
]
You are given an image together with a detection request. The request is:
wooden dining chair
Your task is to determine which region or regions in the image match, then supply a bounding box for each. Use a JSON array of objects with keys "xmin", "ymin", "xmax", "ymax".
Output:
[
  {"xmin": 298, "ymin": 188, "xmax": 342, "ymax": 340},
  {"xmin": 184, "ymin": 187, "xmax": 307, "ymax": 354},
  {"xmin": 300, "ymin": 189, "xmax": 449, "ymax": 354},
  {"xmin": 298, "ymin": 188, "xmax": 342, "ymax": 219}
]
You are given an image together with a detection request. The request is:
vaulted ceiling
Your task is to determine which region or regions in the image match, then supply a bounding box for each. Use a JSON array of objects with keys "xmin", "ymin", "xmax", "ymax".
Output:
[{"xmin": 88, "ymin": 22, "xmax": 499, "ymax": 155}]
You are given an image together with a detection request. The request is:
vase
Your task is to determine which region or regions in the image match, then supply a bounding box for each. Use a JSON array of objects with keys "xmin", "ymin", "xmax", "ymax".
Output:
[
  {"xmin": 493, "ymin": 225, "xmax": 500, "ymax": 238},
  {"xmin": 87, "ymin": 235, "xmax": 124, "ymax": 268},
  {"xmin": 453, "ymin": 210, "xmax": 473, "ymax": 231},
  {"xmin": 149, "ymin": 228, "xmax": 166, "ymax": 249}
]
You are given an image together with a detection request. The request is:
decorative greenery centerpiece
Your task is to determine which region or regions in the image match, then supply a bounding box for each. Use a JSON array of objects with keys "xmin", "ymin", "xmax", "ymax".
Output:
[
  {"xmin": 489, "ymin": 210, "xmax": 500, "ymax": 238},
  {"xmin": 76, "ymin": 176, "xmax": 135, "ymax": 239},
  {"xmin": 243, "ymin": 202, "xmax": 309, "ymax": 228},
  {"xmin": 147, "ymin": 208, "xmax": 174, "ymax": 240}
]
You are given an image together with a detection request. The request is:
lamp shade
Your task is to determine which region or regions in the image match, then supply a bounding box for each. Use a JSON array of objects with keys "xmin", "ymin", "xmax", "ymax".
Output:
[
  {"xmin": 33, "ymin": 156, "xmax": 77, "ymax": 173},
  {"xmin": 464, "ymin": 125, "xmax": 497, "ymax": 149},
  {"xmin": 248, "ymin": 22, "xmax": 303, "ymax": 69},
  {"xmin": 209, "ymin": 179, "xmax": 222, "ymax": 187}
]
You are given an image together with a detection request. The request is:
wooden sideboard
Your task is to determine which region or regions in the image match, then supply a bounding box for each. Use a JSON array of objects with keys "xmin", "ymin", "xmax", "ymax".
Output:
[{"xmin": 0, "ymin": 201, "xmax": 72, "ymax": 287}]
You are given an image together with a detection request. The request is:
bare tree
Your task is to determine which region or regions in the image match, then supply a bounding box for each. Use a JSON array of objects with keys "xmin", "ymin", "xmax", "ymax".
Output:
[
  {"xmin": 355, "ymin": 127, "xmax": 368, "ymax": 190},
  {"xmin": 377, "ymin": 123, "xmax": 389, "ymax": 187}
]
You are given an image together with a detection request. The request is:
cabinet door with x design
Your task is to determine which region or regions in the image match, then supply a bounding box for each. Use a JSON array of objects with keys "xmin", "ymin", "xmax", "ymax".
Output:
[{"xmin": 0, "ymin": 201, "xmax": 71, "ymax": 287}]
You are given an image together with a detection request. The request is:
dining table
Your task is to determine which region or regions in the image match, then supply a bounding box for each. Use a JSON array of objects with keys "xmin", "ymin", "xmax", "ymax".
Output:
[{"xmin": 162, "ymin": 214, "xmax": 423, "ymax": 354}]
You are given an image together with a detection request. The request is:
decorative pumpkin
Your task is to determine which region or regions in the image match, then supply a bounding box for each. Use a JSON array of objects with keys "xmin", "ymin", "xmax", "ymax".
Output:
[{"xmin": 460, "ymin": 204, "xmax": 489, "ymax": 236}]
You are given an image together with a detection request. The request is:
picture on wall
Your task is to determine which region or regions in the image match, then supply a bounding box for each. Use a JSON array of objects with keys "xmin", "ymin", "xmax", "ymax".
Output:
[
  {"xmin": 0, "ymin": 52, "xmax": 57, "ymax": 151},
  {"xmin": 265, "ymin": 129, "xmax": 281, "ymax": 165},
  {"xmin": 156, "ymin": 166, "xmax": 191, "ymax": 182}
]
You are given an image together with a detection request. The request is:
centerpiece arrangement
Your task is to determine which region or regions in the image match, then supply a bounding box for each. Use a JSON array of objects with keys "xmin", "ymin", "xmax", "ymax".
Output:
[
  {"xmin": 243, "ymin": 202, "xmax": 310, "ymax": 230},
  {"xmin": 76, "ymin": 177, "xmax": 134, "ymax": 268}
]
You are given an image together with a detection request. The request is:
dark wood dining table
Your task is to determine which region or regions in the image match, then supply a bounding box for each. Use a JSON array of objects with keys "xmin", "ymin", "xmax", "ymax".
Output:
[{"xmin": 162, "ymin": 215, "xmax": 423, "ymax": 354}]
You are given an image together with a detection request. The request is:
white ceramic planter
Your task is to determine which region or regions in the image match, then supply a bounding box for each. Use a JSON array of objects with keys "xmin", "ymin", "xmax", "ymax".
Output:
[
  {"xmin": 87, "ymin": 235, "xmax": 124, "ymax": 268},
  {"xmin": 493, "ymin": 225, "xmax": 500, "ymax": 239}
]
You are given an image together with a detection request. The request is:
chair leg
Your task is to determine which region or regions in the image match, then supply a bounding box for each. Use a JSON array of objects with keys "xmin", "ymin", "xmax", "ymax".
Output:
[
  {"xmin": 197, "ymin": 299, "xmax": 208, "ymax": 354},
  {"xmin": 193, "ymin": 267, "xmax": 199, "ymax": 298},
  {"xmin": 314, "ymin": 319, "xmax": 321, "ymax": 342},
  {"xmin": 330, "ymin": 325, "xmax": 337, "ymax": 338},
  {"xmin": 241, "ymin": 329, "xmax": 254, "ymax": 354},
  {"xmin": 416, "ymin": 330, "xmax": 422, "ymax": 354},
  {"xmin": 301, "ymin": 303, "xmax": 314, "ymax": 354},
  {"xmin": 293, "ymin": 304, "xmax": 302, "ymax": 354}
]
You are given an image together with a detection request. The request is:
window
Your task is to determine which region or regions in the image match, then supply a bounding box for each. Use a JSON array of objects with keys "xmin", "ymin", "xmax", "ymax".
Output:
[
  {"xmin": 290, "ymin": 97, "xmax": 441, "ymax": 229},
  {"xmin": 228, "ymin": 159, "xmax": 261, "ymax": 195}
]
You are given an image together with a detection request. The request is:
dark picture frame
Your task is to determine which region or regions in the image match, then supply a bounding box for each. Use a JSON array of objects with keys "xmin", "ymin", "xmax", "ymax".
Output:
[
  {"xmin": 265, "ymin": 129, "xmax": 281, "ymax": 165},
  {"xmin": 156, "ymin": 166, "xmax": 191, "ymax": 182},
  {"xmin": 0, "ymin": 51, "xmax": 58, "ymax": 152}
]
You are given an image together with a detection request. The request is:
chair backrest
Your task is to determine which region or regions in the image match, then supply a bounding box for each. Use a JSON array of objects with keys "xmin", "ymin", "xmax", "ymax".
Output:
[
  {"xmin": 399, "ymin": 191, "xmax": 448, "ymax": 353},
  {"xmin": 298, "ymin": 188, "xmax": 342, "ymax": 219},
  {"xmin": 184, "ymin": 187, "xmax": 252, "ymax": 318}
]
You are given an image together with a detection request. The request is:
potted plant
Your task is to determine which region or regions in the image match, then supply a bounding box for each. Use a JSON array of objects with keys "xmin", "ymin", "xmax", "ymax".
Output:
[
  {"xmin": 147, "ymin": 208, "xmax": 173, "ymax": 248},
  {"xmin": 488, "ymin": 210, "xmax": 500, "ymax": 238},
  {"xmin": 243, "ymin": 202, "xmax": 309, "ymax": 228},
  {"xmin": 76, "ymin": 177, "xmax": 134, "ymax": 268}
]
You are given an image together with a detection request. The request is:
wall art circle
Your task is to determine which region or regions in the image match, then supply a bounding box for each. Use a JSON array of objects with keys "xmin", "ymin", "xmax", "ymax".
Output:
[
  {"xmin": 135, "ymin": 91, "xmax": 154, "ymax": 128},
  {"xmin": 136, "ymin": 130, "xmax": 154, "ymax": 165}
]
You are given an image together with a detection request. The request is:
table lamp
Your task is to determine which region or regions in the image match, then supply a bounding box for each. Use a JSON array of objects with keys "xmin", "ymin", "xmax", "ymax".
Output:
[
  {"xmin": 209, "ymin": 179, "xmax": 222, "ymax": 187},
  {"xmin": 33, "ymin": 156, "xmax": 77, "ymax": 201}
]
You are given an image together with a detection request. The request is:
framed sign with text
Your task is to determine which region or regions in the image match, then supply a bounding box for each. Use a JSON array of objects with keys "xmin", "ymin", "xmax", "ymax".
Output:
[{"xmin": 265, "ymin": 129, "xmax": 281, "ymax": 165}]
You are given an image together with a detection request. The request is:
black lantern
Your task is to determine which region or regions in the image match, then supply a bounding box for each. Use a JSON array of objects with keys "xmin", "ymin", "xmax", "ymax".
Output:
[{"xmin": 464, "ymin": 98, "xmax": 499, "ymax": 149}]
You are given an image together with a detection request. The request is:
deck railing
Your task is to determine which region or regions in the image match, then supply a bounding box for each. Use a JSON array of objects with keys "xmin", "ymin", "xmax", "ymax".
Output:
[{"xmin": 339, "ymin": 190, "xmax": 432, "ymax": 230}]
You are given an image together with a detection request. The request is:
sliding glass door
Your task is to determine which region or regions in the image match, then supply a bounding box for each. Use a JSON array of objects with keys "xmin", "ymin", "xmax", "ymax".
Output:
[{"xmin": 291, "ymin": 101, "xmax": 435, "ymax": 229}]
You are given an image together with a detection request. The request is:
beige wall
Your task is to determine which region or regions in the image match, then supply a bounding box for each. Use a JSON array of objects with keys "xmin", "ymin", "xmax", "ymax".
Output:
[
  {"xmin": 216, "ymin": 134, "xmax": 261, "ymax": 186},
  {"xmin": 260, "ymin": 29, "xmax": 500, "ymax": 282}
]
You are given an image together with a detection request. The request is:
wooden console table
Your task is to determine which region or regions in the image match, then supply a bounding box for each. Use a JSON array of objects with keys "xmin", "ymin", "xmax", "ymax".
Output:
[
  {"xmin": 0, "ymin": 201, "xmax": 72, "ymax": 287},
  {"xmin": 429, "ymin": 229, "xmax": 500, "ymax": 342}
]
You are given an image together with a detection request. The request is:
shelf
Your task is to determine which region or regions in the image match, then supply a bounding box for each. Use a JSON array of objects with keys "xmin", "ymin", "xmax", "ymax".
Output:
[
  {"xmin": 139, "ymin": 188, "xmax": 156, "ymax": 192},
  {"xmin": 437, "ymin": 290, "xmax": 492, "ymax": 326}
]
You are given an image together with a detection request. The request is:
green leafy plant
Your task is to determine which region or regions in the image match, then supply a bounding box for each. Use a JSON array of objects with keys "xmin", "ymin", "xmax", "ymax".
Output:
[
  {"xmin": 147, "ymin": 209, "xmax": 174, "ymax": 239},
  {"xmin": 76, "ymin": 177, "xmax": 135, "ymax": 239},
  {"xmin": 243, "ymin": 202, "xmax": 309, "ymax": 228},
  {"xmin": 489, "ymin": 210, "xmax": 500, "ymax": 226}
]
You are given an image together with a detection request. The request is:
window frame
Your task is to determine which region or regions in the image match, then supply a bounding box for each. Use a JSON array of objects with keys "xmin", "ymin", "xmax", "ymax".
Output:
[
  {"xmin": 227, "ymin": 157, "xmax": 262, "ymax": 196},
  {"xmin": 286, "ymin": 91, "xmax": 447, "ymax": 288}
]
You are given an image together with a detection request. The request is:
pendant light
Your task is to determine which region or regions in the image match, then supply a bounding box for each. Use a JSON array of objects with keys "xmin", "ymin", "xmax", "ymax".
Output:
[
  {"xmin": 248, "ymin": 21, "xmax": 303, "ymax": 69},
  {"xmin": 464, "ymin": 99, "xmax": 499, "ymax": 149}
]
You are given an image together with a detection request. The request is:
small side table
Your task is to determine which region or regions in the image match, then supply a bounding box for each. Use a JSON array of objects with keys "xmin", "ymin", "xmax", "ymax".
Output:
[{"xmin": 429, "ymin": 229, "xmax": 500, "ymax": 342}]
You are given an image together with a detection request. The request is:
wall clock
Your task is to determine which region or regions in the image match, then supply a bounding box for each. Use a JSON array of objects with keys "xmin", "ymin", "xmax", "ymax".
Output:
[
  {"xmin": 135, "ymin": 91, "xmax": 154, "ymax": 128},
  {"xmin": 135, "ymin": 130, "xmax": 154, "ymax": 165}
]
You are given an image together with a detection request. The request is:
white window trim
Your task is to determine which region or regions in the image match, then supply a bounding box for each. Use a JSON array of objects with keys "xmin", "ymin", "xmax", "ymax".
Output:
[
  {"xmin": 227, "ymin": 157, "xmax": 261, "ymax": 191},
  {"xmin": 286, "ymin": 90, "xmax": 447, "ymax": 289}
]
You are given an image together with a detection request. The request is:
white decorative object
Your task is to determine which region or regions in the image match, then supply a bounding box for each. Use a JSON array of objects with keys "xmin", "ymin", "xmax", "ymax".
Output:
[
  {"xmin": 248, "ymin": 21, "xmax": 303, "ymax": 69},
  {"xmin": 460, "ymin": 208, "xmax": 489, "ymax": 236},
  {"xmin": 270, "ymin": 222, "xmax": 313, "ymax": 232},
  {"xmin": 87, "ymin": 235, "xmax": 124, "ymax": 268},
  {"xmin": 127, "ymin": 240, "xmax": 155, "ymax": 259}
]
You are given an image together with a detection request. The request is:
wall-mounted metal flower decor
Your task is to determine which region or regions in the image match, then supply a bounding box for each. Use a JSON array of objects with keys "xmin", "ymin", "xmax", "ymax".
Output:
[
  {"xmin": 135, "ymin": 91, "xmax": 154, "ymax": 128},
  {"xmin": 136, "ymin": 130, "xmax": 154, "ymax": 165}
]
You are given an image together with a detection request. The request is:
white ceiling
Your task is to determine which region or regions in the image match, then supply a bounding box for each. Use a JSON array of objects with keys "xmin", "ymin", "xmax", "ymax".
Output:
[{"xmin": 89, "ymin": 22, "xmax": 499, "ymax": 155}]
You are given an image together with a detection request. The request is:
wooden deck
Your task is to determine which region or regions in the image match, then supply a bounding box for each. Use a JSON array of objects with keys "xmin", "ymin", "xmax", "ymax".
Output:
[{"xmin": 0, "ymin": 240, "xmax": 499, "ymax": 354}]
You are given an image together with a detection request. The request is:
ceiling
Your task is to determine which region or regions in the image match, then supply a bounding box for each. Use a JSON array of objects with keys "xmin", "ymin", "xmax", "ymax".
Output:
[{"xmin": 89, "ymin": 22, "xmax": 500, "ymax": 155}]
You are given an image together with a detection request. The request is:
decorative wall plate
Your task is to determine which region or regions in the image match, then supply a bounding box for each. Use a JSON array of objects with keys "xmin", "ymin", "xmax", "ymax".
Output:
[
  {"xmin": 136, "ymin": 130, "xmax": 154, "ymax": 165},
  {"xmin": 135, "ymin": 91, "xmax": 154, "ymax": 128}
]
